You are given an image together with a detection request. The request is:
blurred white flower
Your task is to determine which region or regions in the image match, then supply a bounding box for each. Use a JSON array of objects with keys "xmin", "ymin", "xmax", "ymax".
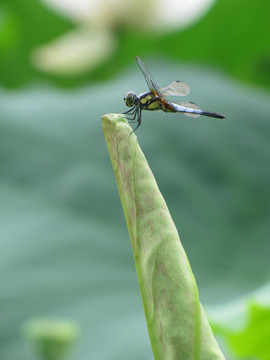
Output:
[
  {"xmin": 33, "ymin": 0, "xmax": 216, "ymax": 75},
  {"xmin": 41, "ymin": 0, "xmax": 215, "ymax": 30}
]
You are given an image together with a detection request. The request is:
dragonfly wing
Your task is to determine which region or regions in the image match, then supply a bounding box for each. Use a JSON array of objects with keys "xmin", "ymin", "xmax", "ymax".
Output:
[
  {"xmin": 136, "ymin": 56, "xmax": 164, "ymax": 98},
  {"xmin": 160, "ymin": 81, "xmax": 190, "ymax": 97},
  {"xmin": 174, "ymin": 101, "xmax": 202, "ymax": 118}
]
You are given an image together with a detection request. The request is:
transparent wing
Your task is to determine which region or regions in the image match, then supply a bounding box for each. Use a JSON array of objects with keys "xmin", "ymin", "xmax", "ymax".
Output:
[
  {"xmin": 160, "ymin": 81, "xmax": 190, "ymax": 97},
  {"xmin": 136, "ymin": 56, "xmax": 164, "ymax": 98},
  {"xmin": 173, "ymin": 101, "xmax": 201, "ymax": 118}
]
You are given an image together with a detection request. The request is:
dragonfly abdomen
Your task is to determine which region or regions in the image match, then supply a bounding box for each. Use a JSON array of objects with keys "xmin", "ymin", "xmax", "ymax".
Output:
[
  {"xmin": 172, "ymin": 102, "xmax": 226, "ymax": 119},
  {"xmin": 172, "ymin": 103, "xmax": 202, "ymax": 116}
]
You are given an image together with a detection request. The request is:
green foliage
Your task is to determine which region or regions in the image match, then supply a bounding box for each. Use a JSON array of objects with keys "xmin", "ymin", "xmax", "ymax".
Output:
[
  {"xmin": 213, "ymin": 303, "xmax": 270, "ymax": 360},
  {"xmin": 0, "ymin": 0, "xmax": 74, "ymax": 87},
  {"xmin": 229, "ymin": 303, "xmax": 270, "ymax": 359},
  {"xmin": 0, "ymin": 0, "xmax": 269, "ymax": 88}
]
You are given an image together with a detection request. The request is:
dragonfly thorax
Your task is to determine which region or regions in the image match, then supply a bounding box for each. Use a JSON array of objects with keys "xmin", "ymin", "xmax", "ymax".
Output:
[{"xmin": 124, "ymin": 91, "xmax": 138, "ymax": 107}]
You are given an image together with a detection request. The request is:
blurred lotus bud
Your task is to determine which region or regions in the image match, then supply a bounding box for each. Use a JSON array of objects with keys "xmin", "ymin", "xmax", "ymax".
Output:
[{"xmin": 23, "ymin": 319, "xmax": 79, "ymax": 360}]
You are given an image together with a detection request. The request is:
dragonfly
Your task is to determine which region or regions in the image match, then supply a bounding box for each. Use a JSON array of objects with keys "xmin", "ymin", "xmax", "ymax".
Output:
[{"xmin": 123, "ymin": 56, "xmax": 227, "ymax": 133}]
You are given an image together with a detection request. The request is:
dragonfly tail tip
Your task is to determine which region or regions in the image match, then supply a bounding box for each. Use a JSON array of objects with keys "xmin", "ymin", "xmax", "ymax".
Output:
[{"xmin": 202, "ymin": 111, "xmax": 227, "ymax": 119}]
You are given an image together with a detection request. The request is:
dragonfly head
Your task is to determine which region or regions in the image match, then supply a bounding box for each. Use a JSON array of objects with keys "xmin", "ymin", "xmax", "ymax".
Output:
[{"xmin": 124, "ymin": 91, "xmax": 136, "ymax": 107}]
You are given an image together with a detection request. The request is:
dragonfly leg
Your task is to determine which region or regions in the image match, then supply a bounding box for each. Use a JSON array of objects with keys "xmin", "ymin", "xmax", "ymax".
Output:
[
  {"xmin": 126, "ymin": 107, "xmax": 139, "ymax": 122},
  {"xmin": 122, "ymin": 106, "xmax": 135, "ymax": 115},
  {"xmin": 129, "ymin": 108, "xmax": 142, "ymax": 135}
]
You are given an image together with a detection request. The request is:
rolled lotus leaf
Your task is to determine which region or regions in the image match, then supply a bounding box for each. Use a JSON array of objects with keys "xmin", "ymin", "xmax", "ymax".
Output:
[{"xmin": 102, "ymin": 113, "xmax": 225, "ymax": 360}]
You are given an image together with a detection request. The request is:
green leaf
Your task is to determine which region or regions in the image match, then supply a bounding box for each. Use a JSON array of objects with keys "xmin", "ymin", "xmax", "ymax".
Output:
[
  {"xmin": 214, "ymin": 302, "xmax": 270, "ymax": 360},
  {"xmin": 102, "ymin": 114, "xmax": 225, "ymax": 360}
]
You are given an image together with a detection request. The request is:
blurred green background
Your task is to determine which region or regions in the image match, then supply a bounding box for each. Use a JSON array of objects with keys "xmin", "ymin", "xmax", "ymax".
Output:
[{"xmin": 1, "ymin": 0, "xmax": 270, "ymax": 359}]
